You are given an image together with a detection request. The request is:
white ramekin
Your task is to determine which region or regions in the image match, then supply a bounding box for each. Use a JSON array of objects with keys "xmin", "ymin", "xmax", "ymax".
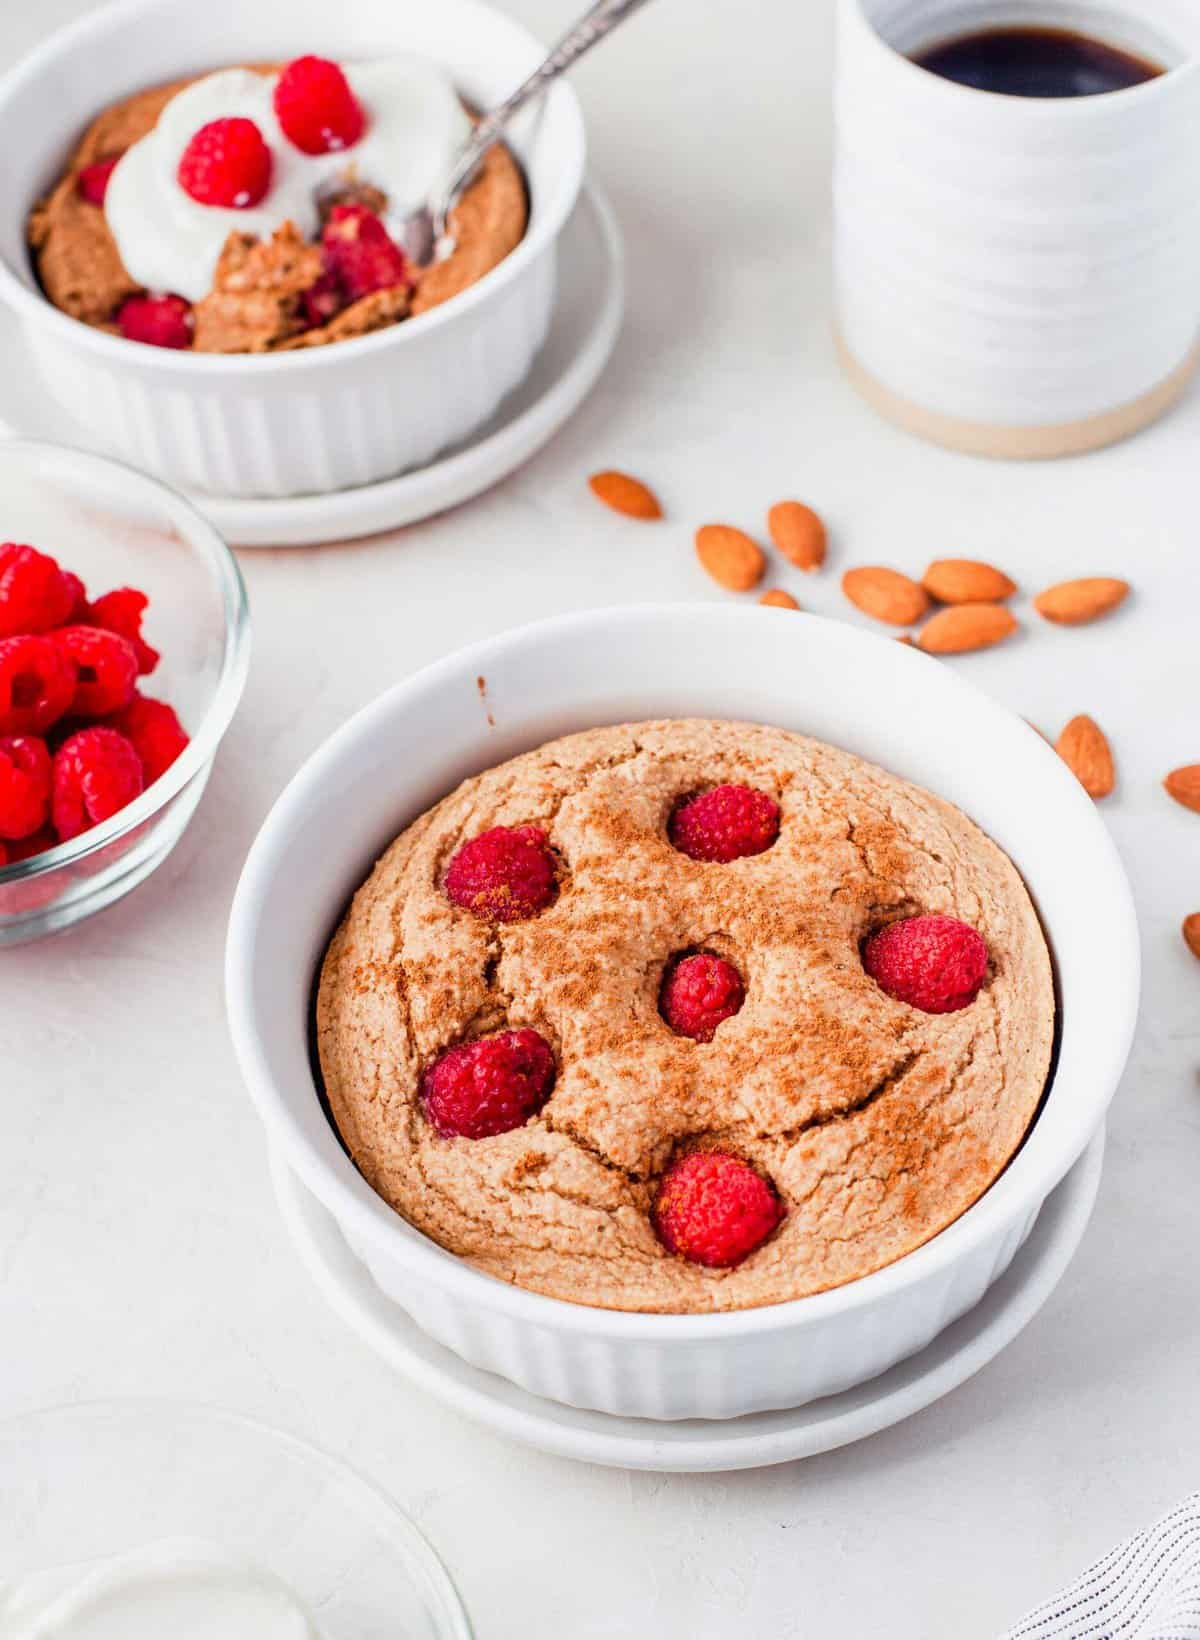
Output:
[
  {"xmin": 0, "ymin": 0, "xmax": 585, "ymax": 499},
  {"xmin": 226, "ymin": 607, "xmax": 1139, "ymax": 1421},
  {"xmin": 834, "ymin": 0, "xmax": 1200, "ymax": 458}
]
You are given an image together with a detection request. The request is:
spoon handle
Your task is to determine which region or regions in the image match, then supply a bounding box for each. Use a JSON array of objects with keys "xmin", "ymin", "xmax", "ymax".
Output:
[{"xmin": 440, "ymin": 0, "xmax": 657, "ymax": 209}]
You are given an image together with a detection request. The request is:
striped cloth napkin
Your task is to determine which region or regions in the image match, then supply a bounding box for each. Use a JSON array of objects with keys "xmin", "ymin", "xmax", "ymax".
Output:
[{"xmin": 1004, "ymin": 1497, "xmax": 1200, "ymax": 1638}]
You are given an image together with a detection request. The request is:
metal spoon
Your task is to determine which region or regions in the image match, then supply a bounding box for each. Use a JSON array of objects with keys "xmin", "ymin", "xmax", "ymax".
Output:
[{"xmin": 397, "ymin": 0, "xmax": 656, "ymax": 266}]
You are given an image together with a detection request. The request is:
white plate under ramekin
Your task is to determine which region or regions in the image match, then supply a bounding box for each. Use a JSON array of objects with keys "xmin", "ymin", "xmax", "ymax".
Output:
[
  {"xmin": 226, "ymin": 606, "xmax": 1140, "ymax": 1422},
  {"xmin": 271, "ymin": 1128, "xmax": 1105, "ymax": 1472},
  {"xmin": 0, "ymin": 0, "xmax": 585, "ymax": 499}
]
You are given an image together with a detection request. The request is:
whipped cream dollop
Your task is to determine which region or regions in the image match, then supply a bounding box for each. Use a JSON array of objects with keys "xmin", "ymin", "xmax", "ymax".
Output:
[
  {"xmin": 0, "ymin": 1538, "xmax": 323, "ymax": 1638},
  {"xmin": 105, "ymin": 58, "xmax": 471, "ymax": 302}
]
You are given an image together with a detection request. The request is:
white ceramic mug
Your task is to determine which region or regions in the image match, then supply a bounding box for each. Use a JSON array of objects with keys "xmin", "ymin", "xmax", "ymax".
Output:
[{"xmin": 833, "ymin": 0, "xmax": 1200, "ymax": 457}]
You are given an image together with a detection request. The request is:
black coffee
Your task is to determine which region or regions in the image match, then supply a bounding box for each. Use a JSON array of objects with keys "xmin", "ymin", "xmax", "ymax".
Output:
[{"xmin": 912, "ymin": 25, "xmax": 1163, "ymax": 97}]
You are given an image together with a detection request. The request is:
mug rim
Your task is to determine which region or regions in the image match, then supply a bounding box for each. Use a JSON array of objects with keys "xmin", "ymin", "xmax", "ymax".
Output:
[{"xmin": 841, "ymin": 0, "xmax": 1200, "ymax": 111}]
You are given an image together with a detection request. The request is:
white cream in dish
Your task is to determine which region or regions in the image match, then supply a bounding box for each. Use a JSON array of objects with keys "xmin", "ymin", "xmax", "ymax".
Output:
[
  {"xmin": 105, "ymin": 57, "xmax": 471, "ymax": 301},
  {"xmin": 0, "ymin": 1537, "xmax": 323, "ymax": 1637}
]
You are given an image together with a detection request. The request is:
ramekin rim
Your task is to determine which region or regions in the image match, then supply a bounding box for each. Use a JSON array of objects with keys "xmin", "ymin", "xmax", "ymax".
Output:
[
  {"xmin": 0, "ymin": 436, "xmax": 251, "ymax": 885},
  {"xmin": 0, "ymin": 0, "xmax": 586, "ymax": 376},
  {"xmin": 226, "ymin": 603, "xmax": 1140, "ymax": 1341}
]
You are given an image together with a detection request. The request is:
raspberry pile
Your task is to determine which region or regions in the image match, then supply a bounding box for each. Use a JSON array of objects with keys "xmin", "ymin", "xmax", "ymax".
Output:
[{"xmin": 0, "ymin": 541, "xmax": 189, "ymax": 866}]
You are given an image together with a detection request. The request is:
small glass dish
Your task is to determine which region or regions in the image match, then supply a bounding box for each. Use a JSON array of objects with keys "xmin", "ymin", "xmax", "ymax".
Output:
[
  {"xmin": 0, "ymin": 1400, "xmax": 473, "ymax": 1638},
  {"xmin": 0, "ymin": 439, "xmax": 250, "ymax": 944}
]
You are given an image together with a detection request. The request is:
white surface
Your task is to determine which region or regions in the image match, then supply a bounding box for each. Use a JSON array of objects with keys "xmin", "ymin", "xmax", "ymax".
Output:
[
  {"xmin": 226, "ymin": 605, "xmax": 1135, "ymax": 1419},
  {"xmin": 0, "ymin": 185, "xmax": 625, "ymax": 545},
  {"xmin": 834, "ymin": 0, "xmax": 1200, "ymax": 427},
  {"xmin": 271, "ymin": 1129, "xmax": 1105, "ymax": 1472},
  {"xmin": 0, "ymin": 0, "xmax": 584, "ymax": 496},
  {"xmin": 1, "ymin": 0, "xmax": 1198, "ymax": 1633}
]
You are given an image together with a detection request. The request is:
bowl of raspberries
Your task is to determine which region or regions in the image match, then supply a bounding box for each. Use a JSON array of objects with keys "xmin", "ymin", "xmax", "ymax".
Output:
[{"xmin": 0, "ymin": 439, "xmax": 249, "ymax": 941}]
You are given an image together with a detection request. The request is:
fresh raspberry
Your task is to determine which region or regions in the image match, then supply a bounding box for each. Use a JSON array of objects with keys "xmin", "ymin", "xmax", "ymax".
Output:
[
  {"xmin": 653, "ymin": 1150, "xmax": 785, "ymax": 1269},
  {"xmin": 669, "ymin": 784, "xmax": 780, "ymax": 863},
  {"xmin": 0, "ymin": 636, "xmax": 75, "ymax": 736},
  {"xmin": 299, "ymin": 270, "xmax": 344, "ymax": 329},
  {"xmin": 421, "ymin": 1028, "xmax": 556, "ymax": 1140},
  {"xmin": 5, "ymin": 826, "xmax": 55, "ymax": 864},
  {"xmin": 76, "ymin": 154, "xmax": 122, "ymax": 205},
  {"xmin": 274, "ymin": 56, "xmax": 366, "ymax": 155},
  {"xmin": 862, "ymin": 913, "xmax": 989, "ymax": 1014},
  {"xmin": 660, "ymin": 952, "xmax": 745, "ymax": 1042},
  {"xmin": 61, "ymin": 571, "xmax": 89, "ymax": 622},
  {"xmin": 321, "ymin": 204, "xmax": 411, "ymax": 303},
  {"xmin": 0, "ymin": 736, "xmax": 52, "ymax": 840},
  {"xmin": 52, "ymin": 625, "xmax": 138, "ymax": 718},
  {"xmin": 445, "ymin": 825, "xmax": 556, "ymax": 922},
  {"xmin": 87, "ymin": 588, "xmax": 159, "ymax": 675},
  {"xmin": 106, "ymin": 694, "xmax": 189, "ymax": 785},
  {"xmin": 177, "ymin": 116, "xmax": 273, "ymax": 208},
  {"xmin": 0, "ymin": 544, "xmax": 74, "ymax": 637},
  {"xmin": 118, "ymin": 293, "xmax": 194, "ymax": 349},
  {"xmin": 51, "ymin": 726, "xmax": 144, "ymax": 842}
]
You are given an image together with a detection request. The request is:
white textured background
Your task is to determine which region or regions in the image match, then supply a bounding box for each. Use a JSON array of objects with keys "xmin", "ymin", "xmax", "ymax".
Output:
[{"xmin": 2, "ymin": 1, "xmax": 1199, "ymax": 1635}]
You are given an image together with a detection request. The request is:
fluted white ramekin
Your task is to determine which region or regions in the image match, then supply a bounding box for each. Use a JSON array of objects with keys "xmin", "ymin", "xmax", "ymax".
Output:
[
  {"xmin": 835, "ymin": 0, "xmax": 1200, "ymax": 457},
  {"xmin": 0, "ymin": 0, "xmax": 584, "ymax": 498},
  {"xmin": 226, "ymin": 607, "xmax": 1139, "ymax": 1420}
]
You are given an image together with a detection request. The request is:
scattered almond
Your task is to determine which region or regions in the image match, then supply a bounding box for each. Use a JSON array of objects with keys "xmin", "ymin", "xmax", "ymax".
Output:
[
  {"xmin": 695, "ymin": 524, "xmax": 767, "ymax": 592},
  {"xmin": 922, "ymin": 558, "xmax": 1016, "ymax": 604},
  {"xmin": 767, "ymin": 501, "xmax": 826, "ymax": 572},
  {"xmin": 587, "ymin": 470, "xmax": 662, "ymax": 521},
  {"xmin": 1182, "ymin": 914, "xmax": 1200, "ymax": 961},
  {"xmin": 842, "ymin": 566, "xmax": 930, "ymax": 626},
  {"xmin": 917, "ymin": 603, "xmax": 1018, "ymax": 655},
  {"xmin": 759, "ymin": 588, "xmax": 800, "ymax": 610},
  {"xmin": 1034, "ymin": 577, "xmax": 1130, "ymax": 626},
  {"xmin": 1056, "ymin": 715, "xmax": 1115, "ymax": 799},
  {"xmin": 1164, "ymin": 765, "xmax": 1200, "ymax": 814}
]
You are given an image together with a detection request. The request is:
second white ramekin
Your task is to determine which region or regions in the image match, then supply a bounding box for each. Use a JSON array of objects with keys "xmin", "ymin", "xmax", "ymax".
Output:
[
  {"xmin": 0, "ymin": 0, "xmax": 585, "ymax": 498},
  {"xmin": 226, "ymin": 607, "xmax": 1139, "ymax": 1420}
]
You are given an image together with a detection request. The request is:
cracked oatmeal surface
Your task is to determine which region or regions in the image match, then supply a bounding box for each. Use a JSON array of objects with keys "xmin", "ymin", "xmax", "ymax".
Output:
[{"xmin": 316, "ymin": 720, "xmax": 1055, "ymax": 1313}]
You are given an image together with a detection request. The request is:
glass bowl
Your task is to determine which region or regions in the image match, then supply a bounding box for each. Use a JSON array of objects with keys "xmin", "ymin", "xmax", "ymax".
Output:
[
  {"xmin": 0, "ymin": 439, "xmax": 249, "ymax": 944},
  {"xmin": 0, "ymin": 1400, "xmax": 473, "ymax": 1638}
]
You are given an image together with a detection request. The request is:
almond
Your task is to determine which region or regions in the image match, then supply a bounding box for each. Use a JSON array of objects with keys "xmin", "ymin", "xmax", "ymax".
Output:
[
  {"xmin": 759, "ymin": 588, "xmax": 800, "ymax": 610},
  {"xmin": 1164, "ymin": 764, "xmax": 1200, "ymax": 814},
  {"xmin": 767, "ymin": 501, "xmax": 826, "ymax": 572},
  {"xmin": 916, "ymin": 603, "xmax": 1018, "ymax": 654},
  {"xmin": 1056, "ymin": 715, "xmax": 1115, "ymax": 799},
  {"xmin": 922, "ymin": 558, "xmax": 1016, "ymax": 604},
  {"xmin": 1034, "ymin": 577, "xmax": 1130, "ymax": 625},
  {"xmin": 588, "ymin": 470, "xmax": 662, "ymax": 520},
  {"xmin": 1182, "ymin": 914, "xmax": 1200, "ymax": 961},
  {"xmin": 842, "ymin": 566, "xmax": 930, "ymax": 626},
  {"xmin": 696, "ymin": 524, "xmax": 766, "ymax": 592}
]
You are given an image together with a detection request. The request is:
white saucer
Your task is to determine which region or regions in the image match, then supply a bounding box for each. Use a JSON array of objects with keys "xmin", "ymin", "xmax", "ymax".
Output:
[
  {"xmin": 0, "ymin": 185, "xmax": 624, "ymax": 548},
  {"xmin": 271, "ymin": 1127, "xmax": 1105, "ymax": 1474}
]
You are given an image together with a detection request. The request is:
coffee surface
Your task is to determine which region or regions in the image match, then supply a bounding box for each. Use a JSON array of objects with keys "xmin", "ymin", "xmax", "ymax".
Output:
[{"xmin": 913, "ymin": 25, "xmax": 1162, "ymax": 97}]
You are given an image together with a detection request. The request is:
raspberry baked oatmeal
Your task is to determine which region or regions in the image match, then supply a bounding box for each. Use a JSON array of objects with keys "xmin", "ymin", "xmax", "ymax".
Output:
[
  {"xmin": 317, "ymin": 720, "xmax": 1055, "ymax": 1314},
  {"xmin": 28, "ymin": 55, "xmax": 528, "ymax": 353}
]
